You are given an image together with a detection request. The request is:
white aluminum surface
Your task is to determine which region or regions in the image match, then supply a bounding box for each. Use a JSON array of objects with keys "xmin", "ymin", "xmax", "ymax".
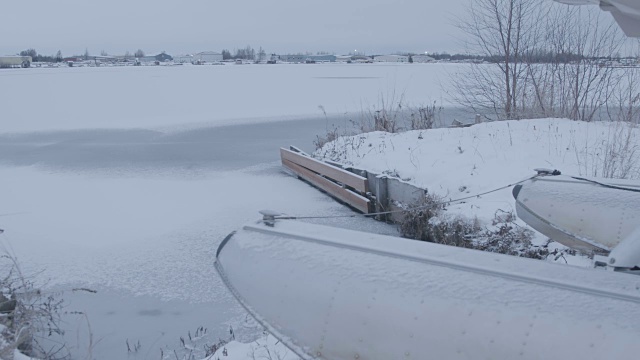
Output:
[
  {"xmin": 555, "ymin": 0, "xmax": 640, "ymax": 36},
  {"xmin": 514, "ymin": 175, "xmax": 640, "ymax": 253},
  {"xmin": 216, "ymin": 219, "xmax": 640, "ymax": 360}
]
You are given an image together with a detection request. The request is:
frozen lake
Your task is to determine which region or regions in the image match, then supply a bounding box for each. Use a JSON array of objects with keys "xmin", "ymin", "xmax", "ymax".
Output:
[
  {"xmin": 0, "ymin": 62, "xmax": 463, "ymax": 133},
  {"xmin": 0, "ymin": 63, "xmax": 465, "ymax": 359}
]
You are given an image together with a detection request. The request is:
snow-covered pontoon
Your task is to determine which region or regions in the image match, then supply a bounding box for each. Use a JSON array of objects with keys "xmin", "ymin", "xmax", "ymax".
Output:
[
  {"xmin": 216, "ymin": 209, "xmax": 640, "ymax": 360},
  {"xmin": 514, "ymin": 169, "xmax": 640, "ymax": 272},
  {"xmin": 556, "ymin": 0, "xmax": 640, "ymax": 37}
]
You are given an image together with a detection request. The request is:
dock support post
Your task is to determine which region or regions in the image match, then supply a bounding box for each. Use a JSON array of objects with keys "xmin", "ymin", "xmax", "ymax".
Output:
[{"xmin": 375, "ymin": 175, "xmax": 389, "ymax": 222}]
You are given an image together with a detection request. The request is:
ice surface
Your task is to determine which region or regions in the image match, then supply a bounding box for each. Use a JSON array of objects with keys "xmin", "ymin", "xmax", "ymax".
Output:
[
  {"xmin": 0, "ymin": 62, "xmax": 419, "ymax": 358},
  {"xmin": 0, "ymin": 63, "xmax": 457, "ymax": 134}
]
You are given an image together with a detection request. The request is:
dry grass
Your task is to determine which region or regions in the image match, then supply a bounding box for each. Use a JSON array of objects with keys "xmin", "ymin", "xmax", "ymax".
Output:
[{"xmin": 0, "ymin": 253, "xmax": 69, "ymax": 359}]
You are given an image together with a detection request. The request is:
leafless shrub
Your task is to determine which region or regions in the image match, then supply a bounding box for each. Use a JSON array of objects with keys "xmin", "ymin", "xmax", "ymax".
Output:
[
  {"xmin": 398, "ymin": 193, "xmax": 448, "ymax": 242},
  {"xmin": 313, "ymin": 127, "xmax": 341, "ymax": 151},
  {"xmin": 474, "ymin": 210, "xmax": 543, "ymax": 258},
  {"xmin": 164, "ymin": 325, "xmax": 230, "ymax": 360},
  {"xmin": 606, "ymin": 60, "xmax": 640, "ymax": 124},
  {"xmin": 399, "ymin": 194, "xmax": 482, "ymax": 248},
  {"xmin": 203, "ymin": 338, "xmax": 227, "ymax": 358},
  {"xmin": 409, "ymin": 102, "xmax": 442, "ymax": 130},
  {"xmin": 356, "ymin": 91, "xmax": 406, "ymax": 133},
  {"xmin": 314, "ymin": 99, "xmax": 445, "ymax": 165},
  {"xmin": 453, "ymin": 1, "xmax": 627, "ymax": 122},
  {"xmin": 600, "ymin": 122, "xmax": 639, "ymax": 179},
  {"xmin": 453, "ymin": 0, "xmax": 544, "ymax": 120},
  {"xmin": 573, "ymin": 121, "xmax": 640, "ymax": 179},
  {"xmin": 126, "ymin": 338, "xmax": 141, "ymax": 353},
  {"xmin": 248, "ymin": 332, "xmax": 291, "ymax": 360},
  {"xmin": 0, "ymin": 253, "xmax": 70, "ymax": 359},
  {"xmin": 529, "ymin": 6, "xmax": 626, "ymax": 122},
  {"xmin": 399, "ymin": 198, "xmax": 546, "ymax": 259}
]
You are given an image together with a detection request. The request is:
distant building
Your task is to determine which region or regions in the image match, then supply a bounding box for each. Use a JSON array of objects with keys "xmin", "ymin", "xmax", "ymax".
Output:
[
  {"xmin": 174, "ymin": 54, "xmax": 194, "ymax": 64},
  {"xmin": 267, "ymin": 54, "xmax": 279, "ymax": 64},
  {"xmin": 309, "ymin": 55, "xmax": 337, "ymax": 62},
  {"xmin": 155, "ymin": 52, "xmax": 173, "ymax": 62},
  {"xmin": 350, "ymin": 55, "xmax": 372, "ymax": 63},
  {"xmin": 0, "ymin": 56, "xmax": 31, "ymax": 68},
  {"xmin": 411, "ymin": 54, "xmax": 435, "ymax": 63},
  {"xmin": 279, "ymin": 54, "xmax": 336, "ymax": 63},
  {"xmin": 137, "ymin": 53, "xmax": 173, "ymax": 63},
  {"xmin": 374, "ymin": 55, "xmax": 409, "ymax": 63},
  {"xmin": 194, "ymin": 51, "xmax": 223, "ymax": 63},
  {"xmin": 279, "ymin": 54, "xmax": 305, "ymax": 63}
]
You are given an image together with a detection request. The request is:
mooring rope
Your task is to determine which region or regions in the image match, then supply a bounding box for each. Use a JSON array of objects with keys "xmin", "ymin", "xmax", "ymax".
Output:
[
  {"xmin": 275, "ymin": 173, "xmax": 541, "ymax": 220},
  {"xmin": 570, "ymin": 176, "xmax": 640, "ymax": 193}
]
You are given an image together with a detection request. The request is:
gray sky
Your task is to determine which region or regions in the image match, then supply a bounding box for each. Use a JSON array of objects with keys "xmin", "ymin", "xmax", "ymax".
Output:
[{"xmin": 1, "ymin": 0, "xmax": 467, "ymax": 57}]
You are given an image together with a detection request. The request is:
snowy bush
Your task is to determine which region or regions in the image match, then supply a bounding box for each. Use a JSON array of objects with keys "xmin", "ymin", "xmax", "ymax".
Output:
[
  {"xmin": 0, "ymin": 254, "xmax": 68, "ymax": 360},
  {"xmin": 399, "ymin": 196, "xmax": 546, "ymax": 259},
  {"xmin": 474, "ymin": 210, "xmax": 543, "ymax": 258}
]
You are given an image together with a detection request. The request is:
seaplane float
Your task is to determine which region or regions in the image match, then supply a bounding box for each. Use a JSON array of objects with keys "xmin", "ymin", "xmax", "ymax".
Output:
[
  {"xmin": 554, "ymin": 0, "xmax": 640, "ymax": 37},
  {"xmin": 215, "ymin": 169, "xmax": 640, "ymax": 359}
]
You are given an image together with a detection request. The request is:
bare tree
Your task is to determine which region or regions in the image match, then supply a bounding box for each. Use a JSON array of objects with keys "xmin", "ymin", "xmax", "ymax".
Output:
[
  {"xmin": 234, "ymin": 45, "xmax": 256, "ymax": 60},
  {"xmin": 19, "ymin": 49, "xmax": 38, "ymax": 59},
  {"xmin": 257, "ymin": 46, "xmax": 266, "ymax": 62},
  {"xmin": 526, "ymin": 5, "xmax": 627, "ymax": 121},
  {"xmin": 134, "ymin": 49, "xmax": 145, "ymax": 58},
  {"xmin": 453, "ymin": 0, "xmax": 543, "ymax": 120},
  {"xmin": 453, "ymin": 0, "xmax": 627, "ymax": 122}
]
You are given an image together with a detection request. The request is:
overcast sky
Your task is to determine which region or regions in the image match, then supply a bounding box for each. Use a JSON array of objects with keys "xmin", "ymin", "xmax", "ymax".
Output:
[{"xmin": 1, "ymin": 0, "xmax": 467, "ymax": 57}]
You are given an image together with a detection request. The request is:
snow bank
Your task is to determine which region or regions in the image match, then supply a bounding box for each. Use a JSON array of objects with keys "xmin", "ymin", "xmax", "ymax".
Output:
[
  {"xmin": 209, "ymin": 334, "xmax": 299, "ymax": 360},
  {"xmin": 315, "ymin": 118, "xmax": 639, "ymax": 252},
  {"xmin": 13, "ymin": 349, "xmax": 34, "ymax": 360}
]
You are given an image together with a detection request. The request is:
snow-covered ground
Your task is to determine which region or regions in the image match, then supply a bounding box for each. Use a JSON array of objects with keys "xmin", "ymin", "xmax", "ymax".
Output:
[
  {"xmin": 210, "ymin": 333, "xmax": 299, "ymax": 360},
  {"xmin": 315, "ymin": 118, "xmax": 639, "ymax": 261}
]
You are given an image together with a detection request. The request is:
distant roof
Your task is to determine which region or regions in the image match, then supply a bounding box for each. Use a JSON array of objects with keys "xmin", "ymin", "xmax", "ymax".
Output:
[
  {"xmin": 413, "ymin": 54, "xmax": 435, "ymax": 59},
  {"xmin": 197, "ymin": 51, "xmax": 222, "ymax": 55}
]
